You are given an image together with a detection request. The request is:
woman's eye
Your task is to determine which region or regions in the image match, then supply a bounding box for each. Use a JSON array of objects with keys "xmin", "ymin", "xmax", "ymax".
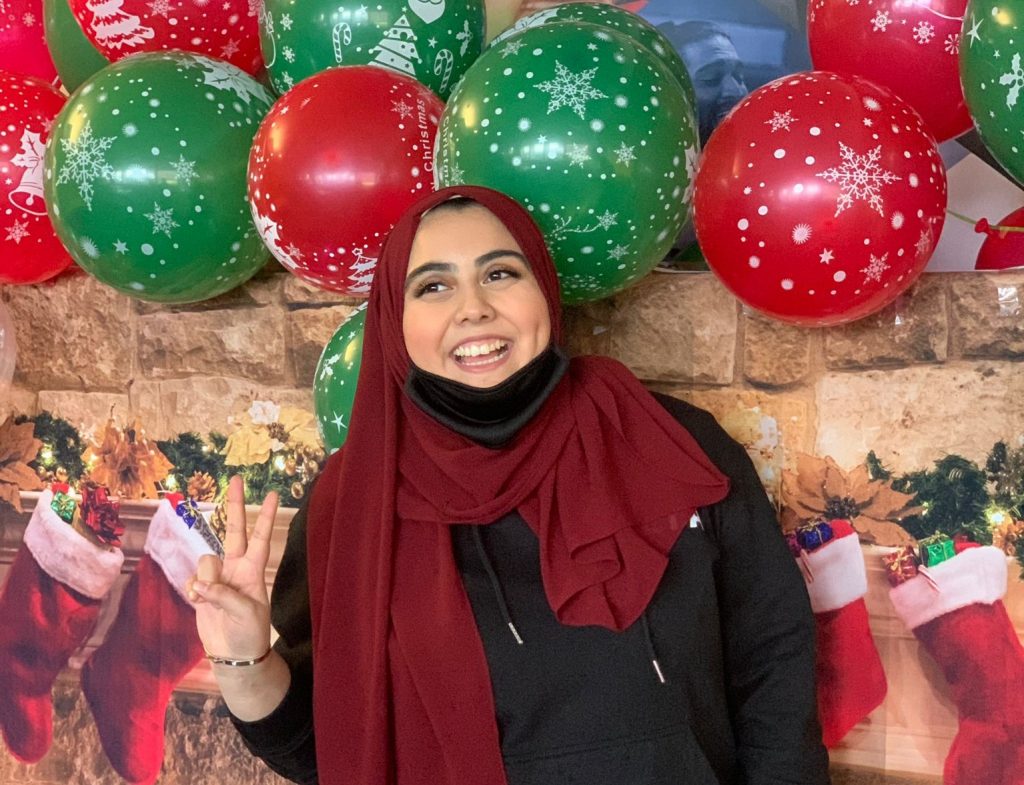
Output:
[
  {"xmin": 414, "ymin": 280, "xmax": 448, "ymax": 297},
  {"xmin": 485, "ymin": 267, "xmax": 521, "ymax": 283}
]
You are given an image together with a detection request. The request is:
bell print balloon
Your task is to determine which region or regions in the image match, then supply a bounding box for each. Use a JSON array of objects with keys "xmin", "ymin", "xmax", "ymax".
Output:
[
  {"xmin": 313, "ymin": 304, "xmax": 365, "ymax": 454},
  {"xmin": 259, "ymin": 0, "xmax": 485, "ymax": 98},
  {"xmin": 44, "ymin": 52, "xmax": 273, "ymax": 303},
  {"xmin": 0, "ymin": 71, "xmax": 74, "ymax": 285},
  {"xmin": 436, "ymin": 20, "xmax": 698, "ymax": 303},
  {"xmin": 694, "ymin": 72, "xmax": 947, "ymax": 326},
  {"xmin": 960, "ymin": 0, "xmax": 1024, "ymax": 186}
]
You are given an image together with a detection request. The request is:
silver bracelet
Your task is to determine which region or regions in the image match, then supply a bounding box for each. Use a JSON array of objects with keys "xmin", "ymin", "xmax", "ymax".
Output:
[{"xmin": 205, "ymin": 647, "xmax": 272, "ymax": 667}]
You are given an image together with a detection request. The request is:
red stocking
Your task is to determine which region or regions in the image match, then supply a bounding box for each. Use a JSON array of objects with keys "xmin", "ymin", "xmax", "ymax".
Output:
[
  {"xmin": 800, "ymin": 522, "xmax": 887, "ymax": 748},
  {"xmin": 890, "ymin": 546, "xmax": 1024, "ymax": 785},
  {"xmin": 0, "ymin": 490, "xmax": 123, "ymax": 762},
  {"xmin": 82, "ymin": 499, "xmax": 211, "ymax": 785}
]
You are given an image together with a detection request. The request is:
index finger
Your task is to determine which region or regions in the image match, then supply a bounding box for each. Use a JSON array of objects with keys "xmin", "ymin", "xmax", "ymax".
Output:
[{"xmin": 223, "ymin": 475, "xmax": 248, "ymax": 560}]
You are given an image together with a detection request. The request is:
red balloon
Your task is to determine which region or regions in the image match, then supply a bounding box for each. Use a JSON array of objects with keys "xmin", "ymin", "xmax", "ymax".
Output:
[
  {"xmin": 694, "ymin": 71, "xmax": 947, "ymax": 326},
  {"xmin": 0, "ymin": 0, "xmax": 57, "ymax": 80},
  {"xmin": 70, "ymin": 0, "xmax": 262, "ymax": 74},
  {"xmin": 976, "ymin": 209, "xmax": 1024, "ymax": 271},
  {"xmin": 248, "ymin": 66, "xmax": 443, "ymax": 295},
  {"xmin": 0, "ymin": 70, "xmax": 74, "ymax": 285},
  {"xmin": 808, "ymin": 0, "xmax": 970, "ymax": 143}
]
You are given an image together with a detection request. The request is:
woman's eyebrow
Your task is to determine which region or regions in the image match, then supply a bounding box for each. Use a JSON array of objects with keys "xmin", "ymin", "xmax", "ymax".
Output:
[
  {"xmin": 475, "ymin": 250, "xmax": 529, "ymax": 268},
  {"xmin": 404, "ymin": 261, "xmax": 455, "ymax": 292}
]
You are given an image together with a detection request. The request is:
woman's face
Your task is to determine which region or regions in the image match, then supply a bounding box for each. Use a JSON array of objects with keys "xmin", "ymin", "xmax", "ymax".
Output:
[{"xmin": 402, "ymin": 204, "xmax": 552, "ymax": 389}]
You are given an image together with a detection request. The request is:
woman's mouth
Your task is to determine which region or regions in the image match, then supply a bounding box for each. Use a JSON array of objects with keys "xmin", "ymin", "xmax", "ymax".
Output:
[{"xmin": 451, "ymin": 340, "xmax": 511, "ymax": 369}]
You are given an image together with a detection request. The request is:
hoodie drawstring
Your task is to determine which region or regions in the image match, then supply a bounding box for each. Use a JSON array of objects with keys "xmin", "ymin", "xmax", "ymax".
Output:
[
  {"xmin": 640, "ymin": 612, "xmax": 667, "ymax": 685},
  {"xmin": 472, "ymin": 525, "xmax": 524, "ymax": 645}
]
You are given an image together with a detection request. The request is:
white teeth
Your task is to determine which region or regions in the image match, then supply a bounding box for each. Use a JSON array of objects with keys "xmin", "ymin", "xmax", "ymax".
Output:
[{"xmin": 454, "ymin": 340, "xmax": 508, "ymax": 358}]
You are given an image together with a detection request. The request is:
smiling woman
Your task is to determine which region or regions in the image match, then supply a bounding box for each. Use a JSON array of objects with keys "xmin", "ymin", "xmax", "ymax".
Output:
[
  {"xmin": 192, "ymin": 185, "xmax": 830, "ymax": 785},
  {"xmin": 402, "ymin": 199, "xmax": 552, "ymax": 388}
]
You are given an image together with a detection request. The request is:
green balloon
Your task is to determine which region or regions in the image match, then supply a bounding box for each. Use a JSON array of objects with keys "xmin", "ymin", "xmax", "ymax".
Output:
[
  {"xmin": 436, "ymin": 21, "xmax": 698, "ymax": 304},
  {"xmin": 43, "ymin": 0, "xmax": 109, "ymax": 93},
  {"xmin": 259, "ymin": 0, "xmax": 485, "ymax": 99},
  {"xmin": 960, "ymin": 0, "xmax": 1024, "ymax": 186},
  {"xmin": 491, "ymin": 2, "xmax": 696, "ymax": 112},
  {"xmin": 44, "ymin": 52, "xmax": 274, "ymax": 304},
  {"xmin": 314, "ymin": 305, "xmax": 365, "ymax": 453}
]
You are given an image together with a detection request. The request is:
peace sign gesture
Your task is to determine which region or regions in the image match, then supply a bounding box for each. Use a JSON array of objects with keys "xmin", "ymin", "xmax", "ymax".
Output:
[{"xmin": 188, "ymin": 475, "xmax": 279, "ymax": 662}]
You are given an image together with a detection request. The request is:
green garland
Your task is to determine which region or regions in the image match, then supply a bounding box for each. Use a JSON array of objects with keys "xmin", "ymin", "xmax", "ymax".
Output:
[
  {"xmin": 891, "ymin": 455, "xmax": 993, "ymax": 545},
  {"xmin": 13, "ymin": 412, "xmax": 86, "ymax": 483}
]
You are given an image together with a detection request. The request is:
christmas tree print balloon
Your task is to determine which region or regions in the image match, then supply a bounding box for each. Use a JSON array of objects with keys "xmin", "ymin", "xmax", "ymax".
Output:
[
  {"xmin": 260, "ymin": 0, "xmax": 485, "ymax": 98},
  {"xmin": 43, "ymin": 0, "xmax": 109, "ymax": 92},
  {"xmin": 960, "ymin": 0, "xmax": 1024, "ymax": 186},
  {"xmin": 314, "ymin": 304, "xmax": 365, "ymax": 453},
  {"xmin": 69, "ymin": 0, "xmax": 263, "ymax": 74},
  {"xmin": 44, "ymin": 52, "xmax": 273, "ymax": 303},
  {"xmin": 491, "ymin": 2, "xmax": 695, "ymax": 110},
  {"xmin": 436, "ymin": 20, "xmax": 699, "ymax": 303}
]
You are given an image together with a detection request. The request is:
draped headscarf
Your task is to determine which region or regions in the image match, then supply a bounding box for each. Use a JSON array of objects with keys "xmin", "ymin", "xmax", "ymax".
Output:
[{"xmin": 306, "ymin": 186, "xmax": 730, "ymax": 785}]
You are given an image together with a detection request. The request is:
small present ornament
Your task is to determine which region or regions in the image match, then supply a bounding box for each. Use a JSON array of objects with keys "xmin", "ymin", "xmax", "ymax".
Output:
[
  {"xmin": 883, "ymin": 545, "xmax": 921, "ymax": 587},
  {"xmin": 796, "ymin": 520, "xmax": 835, "ymax": 553},
  {"xmin": 50, "ymin": 491, "xmax": 77, "ymax": 524},
  {"xmin": 918, "ymin": 533, "xmax": 956, "ymax": 568}
]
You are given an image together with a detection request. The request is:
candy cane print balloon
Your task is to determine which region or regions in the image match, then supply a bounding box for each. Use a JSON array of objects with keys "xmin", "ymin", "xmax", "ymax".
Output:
[{"xmin": 693, "ymin": 71, "xmax": 947, "ymax": 326}]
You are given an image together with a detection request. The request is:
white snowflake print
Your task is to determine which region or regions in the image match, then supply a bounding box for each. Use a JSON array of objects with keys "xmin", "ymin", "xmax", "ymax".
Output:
[
  {"xmin": 80, "ymin": 237, "xmax": 100, "ymax": 258},
  {"xmin": 966, "ymin": 13, "xmax": 982, "ymax": 47},
  {"xmin": 871, "ymin": 10, "xmax": 891, "ymax": 32},
  {"xmin": 391, "ymin": 100, "xmax": 414, "ymax": 120},
  {"xmin": 535, "ymin": 61, "xmax": 608, "ymax": 120},
  {"xmin": 819, "ymin": 248, "xmax": 834, "ymax": 264},
  {"xmin": 596, "ymin": 210, "xmax": 618, "ymax": 229},
  {"xmin": 550, "ymin": 209, "xmax": 618, "ymax": 239},
  {"xmin": 567, "ymin": 143, "xmax": 592, "ymax": 167},
  {"xmin": 221, "ymin": 39, "xmax": 241, "ymax": 59},
  {"xmin": 912, "ymin": 21, "xmax": 935, "ymax": 45},
  {"xmin": 22, "ymin": 11, "xmax": 35, "ymax": 25},
  {"xmin": 122, "ymin": 123, "xmax": 138, "ymax": 137},
  {"xmin": 279, "ymin": 12, "xmax": 292, "ymax": 29},
  {"xmin": 792, "ymin": 224, "xmax": 812, "ymax": 244},
  {"xmin": 682, "ymin": 144, "xmax": 699, "ymax": 204},
  {"xmin": 447, "ymin": 160, "xmax": 465, "ymax": 185},
  {"xmin": 860, "ymin": 252, "xmax": 890, "ymax": 283},
  {"xmin": 281, "ymin": 72, "xmax": 295, "ymax": 89},
  {"xmin": 999, "ymin": 53, "xmax": 1024, "ymax": 109},
  {"xmin": 608, "ymin": 244, "xmax": 629, "ymax": 261},
  {"xmin": 172, "ymin": 154, "xmax": 198, "ymax": 187},
  {"xmin": 765, "ymin": 109, "xmax": 796, "ymax": 133},
  {"xmin": 944, "ymin": 33, "xmax": 959, "ymax": 55},
  {"xmin": 614, "ymin": 142, "xmax": 637, "ymax": 166},
  {"xmin": 147, "ymin": 0, "xmax": 172, "ymax": 18},
  {"xmin": 816, "ymin": 142, "xmax": 901, "ymax": 217},
  {"xmin": 282, "ymin": 45, "xmax": 295, "ymax": 63},
  {"xmin": 501, "ymin": 40, "xmax": 526, "ymax": 58},
  {"xmin": 284, "ymin": 243, "xmax": 304, "ymax": 263},
  {"xmin": 5, "ymin": 220, "xmax": 29, "ymax": 244},
  {"xmin": 194, "ymin": 55, "xmax": 271, "ymax": 105},
  {"xmin": 144, "ymin": 202, "xmax": 180, "ymax": 237},
  {"xmin": 891, "ymin": 211, "xmax": 904, "ymax": 229},
  {"xmin": 863, "ymin": 97, "xmax": 881, "ymax": 112},
  {"xmin": 56, "ymin": 120, "xmax": 116, "ymax": 211}
]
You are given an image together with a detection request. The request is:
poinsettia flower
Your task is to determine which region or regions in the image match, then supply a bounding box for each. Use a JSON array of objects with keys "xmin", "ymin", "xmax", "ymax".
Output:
[
  {"xmin": 0, "ymin": 417, "xmax": 44, "ymax": 512},
  {"xmin": 248, "ymin": 400, "xmax": 281, "ymax": 426},
  {"xmin": 224, "ymin": 403, "xmax": 320, "ymax": 466},
  {"xmin": 83, "ymin": 418, "xmax": 174, "ymax": 500},
  {"xmin": 780, "ymin": 453, "xmax": 921, "ymax": 546}
]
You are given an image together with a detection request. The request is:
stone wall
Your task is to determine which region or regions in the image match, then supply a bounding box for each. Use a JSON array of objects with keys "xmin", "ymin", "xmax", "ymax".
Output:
[{"xmin": 2, "ymin": 266, "xmax": 1023, "ymax": 784}]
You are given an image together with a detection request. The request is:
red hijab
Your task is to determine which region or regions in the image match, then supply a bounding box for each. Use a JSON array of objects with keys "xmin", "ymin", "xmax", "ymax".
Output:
[{"xmin": 305, "ymin": 186, "xmax": 730, "ymax": 785}]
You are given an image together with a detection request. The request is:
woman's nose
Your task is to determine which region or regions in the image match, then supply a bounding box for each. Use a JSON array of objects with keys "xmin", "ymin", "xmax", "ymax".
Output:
[{"xmin": 455, "ymin": 285, "xmax": 495, "ymax": 323}]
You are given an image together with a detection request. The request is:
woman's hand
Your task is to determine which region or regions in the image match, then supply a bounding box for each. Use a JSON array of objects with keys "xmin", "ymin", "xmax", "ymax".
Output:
[{"xmin": 188, "ymin": 475, "xmax": 279, "ymax": 661}]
